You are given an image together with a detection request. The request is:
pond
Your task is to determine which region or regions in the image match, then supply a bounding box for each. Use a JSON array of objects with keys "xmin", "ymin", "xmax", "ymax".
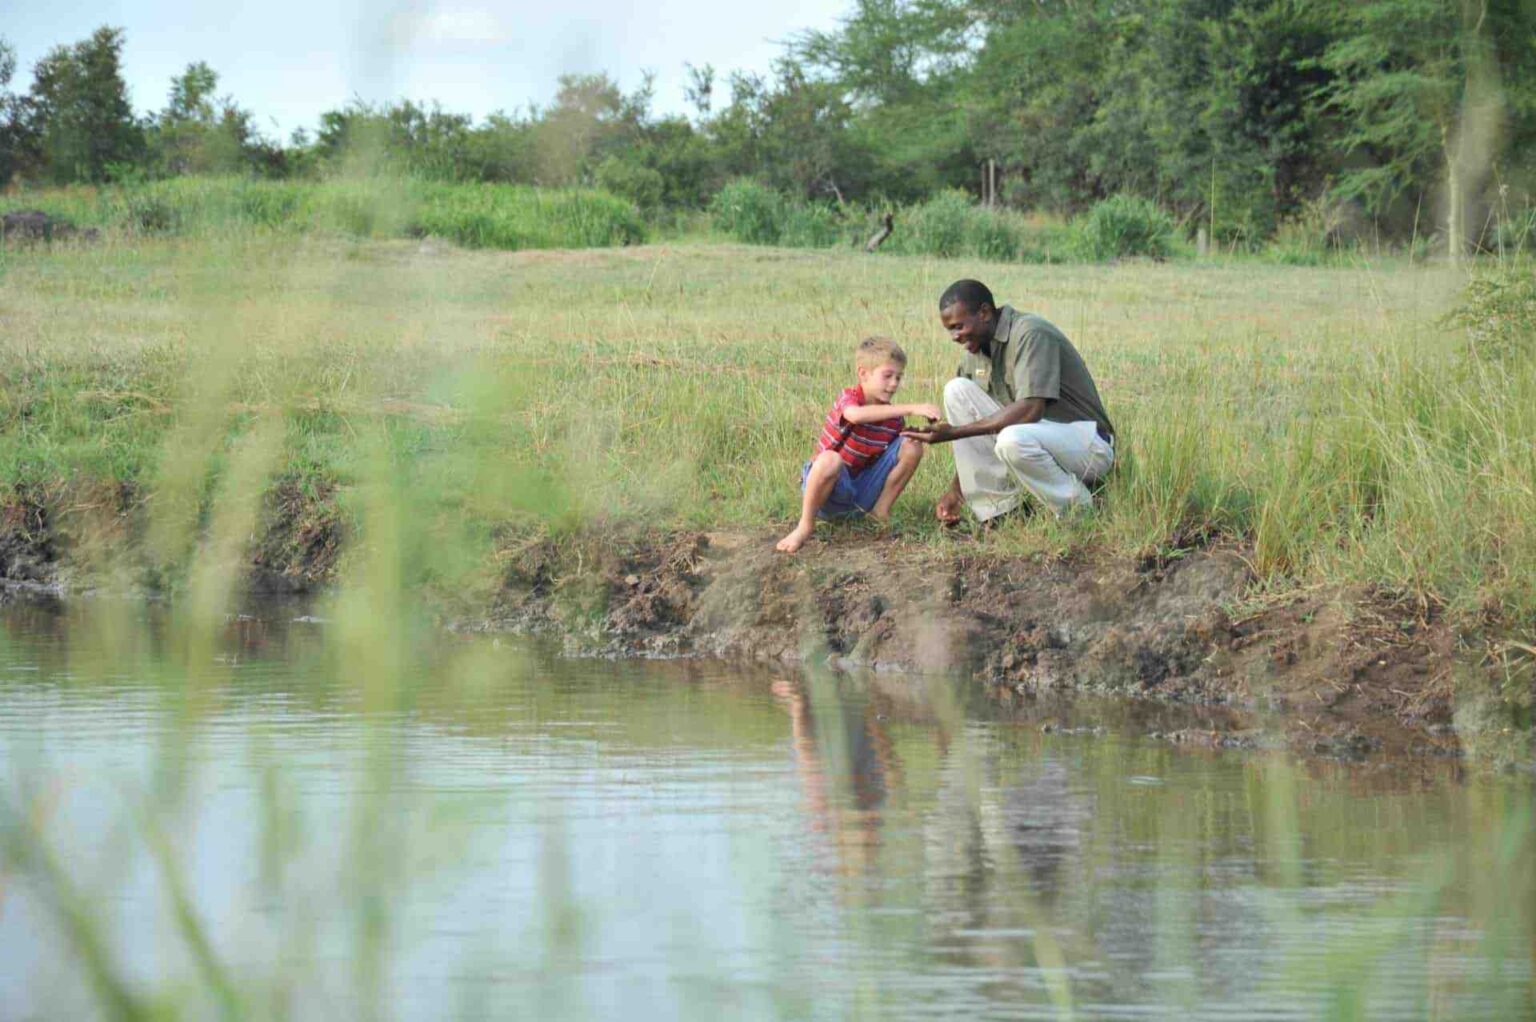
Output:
[{"xmin": 1, "ymin": 597, "xmax": 1531, "ymax": 1020}]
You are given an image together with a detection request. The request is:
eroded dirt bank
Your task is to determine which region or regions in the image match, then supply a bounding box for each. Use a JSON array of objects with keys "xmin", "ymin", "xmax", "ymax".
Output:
[
  {"xmin": 1, "ymin": 493, "xmax": 1519, "ymax": 760},
  {"xmin": 485, "ymin": 528, "xmax": 1490, "ymax": 758}
]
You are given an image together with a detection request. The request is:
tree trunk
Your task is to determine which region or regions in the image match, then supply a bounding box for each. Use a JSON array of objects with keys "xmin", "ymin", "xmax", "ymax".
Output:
[
  {"xmin": 864, "ymin": 213, "xmax": 894, "ymax": 253},
  {"xmin": 1446, "ymin": 128, "xmax": 1464, "ymax": 266}
]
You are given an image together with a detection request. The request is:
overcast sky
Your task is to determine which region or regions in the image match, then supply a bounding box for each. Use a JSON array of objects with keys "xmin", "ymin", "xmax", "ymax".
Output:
[{"xmin": 4, "ymin": 0, "xmax": 853, "ymax": 140}]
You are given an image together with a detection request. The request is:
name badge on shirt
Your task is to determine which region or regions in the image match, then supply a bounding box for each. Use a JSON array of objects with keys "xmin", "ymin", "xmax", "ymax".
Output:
[{"xmin": 974, "ymin": 366, "xmax": 990, "ymax": 383}]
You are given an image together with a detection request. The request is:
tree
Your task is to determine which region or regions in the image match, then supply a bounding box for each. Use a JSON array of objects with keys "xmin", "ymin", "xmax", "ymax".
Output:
[
  {"xmin": 152, "ymin": 61, "xmax": 263, "ymax": 176},
  {"xmin": 794, "ymin": 0, "xmax": 976, "ymax": 201},
  {"xmin": 531, "ymin": 73, "xmax": 651, "ymax": 185},
  {"xmin": 965, "ymin": 0, "xmax": 1116, "ymax": 210},
  {"xmin": 314, "ymin": 100, "xmax": 473, "ymax": 179},
  {"xmin": 1322, "ymin": 0, "xmax": 1524, "ymax": 261},
  {"xmin": 27, "ymin": 26, "xmax": 144, "ymax": 183},
  {"xmin": 0, "ymin": 37, "xmax": 36, "ymax": 185}
]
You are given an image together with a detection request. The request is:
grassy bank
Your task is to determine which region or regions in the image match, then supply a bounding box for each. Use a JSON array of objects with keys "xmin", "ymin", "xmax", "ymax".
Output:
[
  {"xmin": 0, "ymin": 176, "xmax": 646, "ymax": 250},
  {"xmin": 0, "ymin": 234, "xmax": 1532, "ymax": 705}
]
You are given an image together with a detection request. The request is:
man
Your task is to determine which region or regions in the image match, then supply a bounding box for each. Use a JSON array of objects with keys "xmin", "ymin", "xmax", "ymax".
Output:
[{"xmin": 904, "ymin": 279, "xmax": 1115, "ymax": 523}]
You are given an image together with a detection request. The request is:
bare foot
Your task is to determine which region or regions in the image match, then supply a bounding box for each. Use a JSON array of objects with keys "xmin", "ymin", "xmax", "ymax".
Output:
[{"xmin": 775, "ymin": 526, "xmax": 813, "ymax": 553}]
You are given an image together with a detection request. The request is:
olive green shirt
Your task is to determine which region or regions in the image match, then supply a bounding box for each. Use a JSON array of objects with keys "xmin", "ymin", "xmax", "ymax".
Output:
[{"xmin": 956, "ymin": 306, "xmax": 1115, "ymax": 440}]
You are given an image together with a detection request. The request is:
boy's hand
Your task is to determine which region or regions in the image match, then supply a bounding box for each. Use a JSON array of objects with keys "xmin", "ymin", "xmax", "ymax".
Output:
[{"xmin": 911, "ymin": 403, "xmax": 942, "ymax": 423}]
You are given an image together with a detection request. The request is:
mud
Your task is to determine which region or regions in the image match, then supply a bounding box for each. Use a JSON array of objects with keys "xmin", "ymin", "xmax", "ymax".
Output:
[
  {"xmin": 0, "ymin": 477, "xmax": 341, "ymax": 594},
  {"xmin": 483, "ymin": 527, "xmax": 1501, "ymax": 758},
  {"xmin": 1, "ymin": 488, "xmax": 1520, "ymax": 760},
  {"xmin": 0, "ymin": 489, "xmax": 56, "ymax": 585},
  {"xmin": 248, "ymin": 478, "xmax": 346, "ymax": 593}
]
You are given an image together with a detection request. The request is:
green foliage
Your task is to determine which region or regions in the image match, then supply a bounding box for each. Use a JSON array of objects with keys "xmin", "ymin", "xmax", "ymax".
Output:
[
  {"xmin": 709, "ymin": 178, "xmax": 787, "ymax": 244},
  {"xmin": 25, "ymin": 26, "xmax": 144, "ymax": 184},
  {"xmin": 889, "ymin": 189, "xmax": 969, "ymax": 258},
  {"xmin": 1444, "ymin": 270, "xmax": 1536, "ymax": 363},
  {"xmin": 9, "ymin": 8, "xmax": 1536, "ymax": 252},
  {"xmin": 149, "ymin": 62, "xmax": 265, "ymax": 178},
  {"xmin": 882, "ymin": 189, "xmax": 1018, "ymax": 260},
  {"xmin": 0, "ymin": 177, "xmax": 645, "ymax": 249},
  {"xmin": 1490, "ymin": 207, "xmax": 1536, "ymax": 257},
  {"xmin": 705, "ymin": 183, "xmax": 1079, "ymax": 262},
  {"xmin": 412, "ymin": 184, "xmax": 645, "ymax": 249},
  {"xmin": 0, "ymin": 37, "xmax": 31, "ymax": 185},
  {"xmin": 780, "ymin": 202, "xmax": 843, "ymax": 248},
  {"xmin": 594, "ymin": 156, "xmax": 665, "ymax": 213},
  {"xmin": 1073, "ymin": 194, "xmax": 1175, "ymax": 260}
]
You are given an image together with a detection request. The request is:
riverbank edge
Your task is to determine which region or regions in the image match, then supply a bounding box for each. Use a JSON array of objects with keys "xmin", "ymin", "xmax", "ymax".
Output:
[
  {"xmin": 2, "ymin": 494, "xmax": 1527, "ymax": 766},
  {"xmin": 472, "ymin": 527, "xmax": 1504, "ymax": 758}
]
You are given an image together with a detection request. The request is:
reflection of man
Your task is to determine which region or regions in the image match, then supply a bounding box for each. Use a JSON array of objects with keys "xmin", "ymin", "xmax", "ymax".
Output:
[{"xmin": 904, "ymin": 279, "xmax": 1115, "ymax": 522}]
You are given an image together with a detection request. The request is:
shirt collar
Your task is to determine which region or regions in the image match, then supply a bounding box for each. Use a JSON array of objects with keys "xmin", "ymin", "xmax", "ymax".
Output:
[{"xmin": 990, "ymin": 305, "xmax": 1015, "ymax": 351}]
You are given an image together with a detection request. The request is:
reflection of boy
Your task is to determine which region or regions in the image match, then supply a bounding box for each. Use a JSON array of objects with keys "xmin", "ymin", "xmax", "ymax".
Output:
[{"xmin": 776, "ymin": 338, "xmax": 938, "ymax": 554}]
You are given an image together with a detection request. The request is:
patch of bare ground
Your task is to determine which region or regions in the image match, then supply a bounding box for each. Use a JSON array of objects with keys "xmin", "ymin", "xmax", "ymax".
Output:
[{"xmin": 485, "ymin": 527, "xmax": 1479, "ymax": 757}]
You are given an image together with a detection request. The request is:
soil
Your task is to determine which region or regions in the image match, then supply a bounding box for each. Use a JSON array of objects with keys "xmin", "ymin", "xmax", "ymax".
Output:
[
  {"xmin": 0, "ymin": 488, "xmax": 1515, "ymax": 760},
  {"xmin": 482, "ymin": 527, "xmax": 1484, "ymax": 759},
  {"xmin": 1, "ymin": 209, "xmax": 100, "ymax": 244},
  {"xmin": 0, "ymin": 489, "xmax": 56, "ymax": 584}
]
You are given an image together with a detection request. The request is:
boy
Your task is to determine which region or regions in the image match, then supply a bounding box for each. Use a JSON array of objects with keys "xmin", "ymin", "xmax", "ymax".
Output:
[{"xmin": 775, "ymin": 337, "xmax": 939, "ymax": 554}]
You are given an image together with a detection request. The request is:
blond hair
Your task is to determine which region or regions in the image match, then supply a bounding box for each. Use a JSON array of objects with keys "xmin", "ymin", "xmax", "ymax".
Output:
[{"xmin": 855, "ymin": 336, "xmax": 907, "ymax": 372}]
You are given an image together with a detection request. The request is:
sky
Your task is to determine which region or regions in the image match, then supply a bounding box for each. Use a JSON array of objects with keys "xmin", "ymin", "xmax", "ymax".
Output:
[{"xmin": 3, "ymin": 0, "xmax": 853, "ymax": 140}]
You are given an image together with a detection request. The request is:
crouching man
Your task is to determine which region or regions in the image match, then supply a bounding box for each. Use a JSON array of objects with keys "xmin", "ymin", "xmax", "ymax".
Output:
[{"xmin": 903, "ymin": 279, "xmax": 1116, "ymax": 523}]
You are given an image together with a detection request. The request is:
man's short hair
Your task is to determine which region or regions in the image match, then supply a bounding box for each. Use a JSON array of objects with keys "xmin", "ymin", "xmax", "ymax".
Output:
[
  {"xmin": 855, "ymin": 336, "xmax": 907, "ymax": 371},
  {"xmin": 939, "ymin": 279, "xmax": 995, "ymax": 313}
]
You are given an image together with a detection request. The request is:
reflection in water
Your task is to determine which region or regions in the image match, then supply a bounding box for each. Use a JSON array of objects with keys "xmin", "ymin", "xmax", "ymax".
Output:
[
  {"xmin": 0, "ymin": 597, "xmax": 1532, "ymax": 1021},
  {"xmin": 1000, "ymin": 760, "xmax": 1091, "ymax": 906},
  {"xmin": 772, "ymin": 676, "xmax": 901, "ymax": 877}
]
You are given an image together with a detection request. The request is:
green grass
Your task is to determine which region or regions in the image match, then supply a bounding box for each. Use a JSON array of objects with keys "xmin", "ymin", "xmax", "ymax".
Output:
[
  {"xmin": 0, "ymin": 176, "xmax": 646, "ymax": 250},
  {"xmin": 0, "ymin": 231, "xmax": 1532, "ymax": 676}
]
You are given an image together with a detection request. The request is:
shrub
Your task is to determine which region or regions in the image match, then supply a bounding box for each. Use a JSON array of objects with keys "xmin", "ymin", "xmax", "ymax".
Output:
[
  {"xmin": 309, "ymin": 180, "xmax": 416, "ymax": 238},
  {"xmin": 233, "ymin": 181, "xmax": 308, "ymax": 228},
  {"xmin": 411, "ymin": 184, "xmax": 644, "ymax": 249},
  {"xmin": 898, "ymin": 189, "xmax": 970, "ymax": 258},
  {"xmin": 709, "ymin": 179, "xmax": 786, "ymax": 245},
  {"xmin": 594, "ymin": 157, "xmax": 665, "ymax": 214},
  {"xmin": 1444, "ymin": 271, "xmax": 1536, "ymax": 363},
  {"xmin": 882, "ymin": 190, "xmax": 1022, "ymax": 261},
  {"xmin": 780, "ymin": 203, "xmax": 842, "ymax": 248},
  {"xmin": 1490, "ymin": 207, "xmax": 1536, "ymax": 257},
  {"xmin": 1073, "ymin": 194, "xmax": 1175, "ymax": 260},
  {"xmin": 2, "ymin": 177, "xmax": 646, "ymax": 251},
  {"xmin": 122, "ymin": 189, "xmax": 183, "ymax": 234}
]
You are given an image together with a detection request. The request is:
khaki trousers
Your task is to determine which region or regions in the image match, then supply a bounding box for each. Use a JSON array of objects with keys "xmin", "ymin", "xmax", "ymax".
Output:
[{"xmin": 942, "ymin": 378, "xmax": 1115, "ymax": 519}]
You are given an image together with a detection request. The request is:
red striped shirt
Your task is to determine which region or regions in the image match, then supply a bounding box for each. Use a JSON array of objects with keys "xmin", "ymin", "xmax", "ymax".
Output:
[{"xmin": 816, "ymin": 387, "xmax": 902, "ymax": 473}]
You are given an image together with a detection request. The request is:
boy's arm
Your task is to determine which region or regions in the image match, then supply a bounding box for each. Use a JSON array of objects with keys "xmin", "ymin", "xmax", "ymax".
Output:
[{"xmin": 841, "ymin": 402, "xmax": 942, "ymax": 425}]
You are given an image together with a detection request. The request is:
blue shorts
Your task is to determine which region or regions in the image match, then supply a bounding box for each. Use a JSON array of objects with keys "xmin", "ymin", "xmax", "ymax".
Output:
[{"xmin": 802, "ymin": 438, "xmax": 905, "ymax": 518}]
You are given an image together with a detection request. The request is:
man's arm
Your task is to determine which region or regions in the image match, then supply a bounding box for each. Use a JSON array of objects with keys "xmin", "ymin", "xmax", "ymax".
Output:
[
  {"xmin": 842, "ymin": 402, "xmax": 942, "ymax": 425},
  {"xmin": 902, "ymin": 397, "xmax": 1046, "ymax": 444}
]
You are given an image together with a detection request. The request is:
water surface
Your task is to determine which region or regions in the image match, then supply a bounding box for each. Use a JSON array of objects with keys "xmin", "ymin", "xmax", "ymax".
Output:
[{"xmin": 1, "ymin": 598, "xmax": 1531, "ymax": 1020}]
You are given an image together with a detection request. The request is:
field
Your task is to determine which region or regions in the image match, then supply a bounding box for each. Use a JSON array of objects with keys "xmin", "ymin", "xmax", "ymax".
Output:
[
  {"xmin": 0, "ymin": 228, "xmax": 1533, "ymax": 703},
  {"xmin": 3, "ymin": 217, "xmax": 1536, "ymax": 1020}
]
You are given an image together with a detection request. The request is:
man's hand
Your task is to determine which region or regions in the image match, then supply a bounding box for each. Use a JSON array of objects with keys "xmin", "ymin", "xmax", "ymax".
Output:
[
  {"xmin": 936, "ymin": 488, "xmax": 964, "ymax": 524},
  {"xmin": 902, "ymin": 421, "xmax": 959, "ymax": 444}
]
